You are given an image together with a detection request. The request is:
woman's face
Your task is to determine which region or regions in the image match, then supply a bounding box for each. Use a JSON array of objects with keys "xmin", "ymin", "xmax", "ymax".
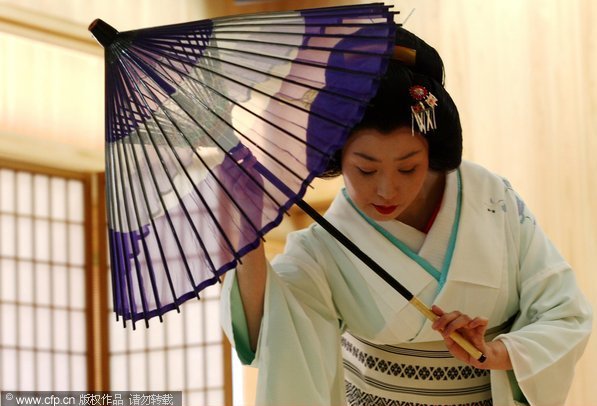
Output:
[{"xmin": 341, "ymin": 126, "xmax": 430, "ymax": 221}]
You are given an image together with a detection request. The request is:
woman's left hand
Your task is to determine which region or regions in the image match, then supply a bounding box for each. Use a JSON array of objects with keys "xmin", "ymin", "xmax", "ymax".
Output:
[{"xmin": 431, "ymin": 305, "xmax": 512, "ymax": 370}]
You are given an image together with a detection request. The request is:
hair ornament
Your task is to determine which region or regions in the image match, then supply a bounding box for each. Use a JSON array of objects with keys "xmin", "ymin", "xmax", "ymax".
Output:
[
  {"xmin": 409, "ymin": 85, "xmax": 438, "ymax": 135},
  {"xmin": 392, "ymin": 45, "xmax": 417, "ymax": 66}
]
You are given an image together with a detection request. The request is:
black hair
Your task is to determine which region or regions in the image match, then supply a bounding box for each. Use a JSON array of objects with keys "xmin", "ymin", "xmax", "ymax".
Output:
[{"xmin": 319, "ymin": 27, "xmax": 462, "ymax": 178}]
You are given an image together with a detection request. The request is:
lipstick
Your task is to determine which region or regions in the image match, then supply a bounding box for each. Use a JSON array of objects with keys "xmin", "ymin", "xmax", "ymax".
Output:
[{"xmin": 373, "ymin": 205, "xmax": 397, "ymax": 215}]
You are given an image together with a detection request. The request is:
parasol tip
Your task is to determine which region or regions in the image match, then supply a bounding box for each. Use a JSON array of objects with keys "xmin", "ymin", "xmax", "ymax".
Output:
[{"xmin": 89, "ymin": 18, "xmax": 119, "ymax": 48}]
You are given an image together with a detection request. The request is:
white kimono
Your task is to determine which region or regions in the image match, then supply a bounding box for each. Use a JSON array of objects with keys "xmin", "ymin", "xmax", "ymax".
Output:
[{"xmin": 220, "ymin": 161, "xmax": 592, "ymax": 406}]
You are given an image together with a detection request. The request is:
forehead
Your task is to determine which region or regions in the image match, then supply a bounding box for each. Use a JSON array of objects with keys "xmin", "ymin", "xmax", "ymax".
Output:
[{"xmin": 344, "ymin": 127, "xmax": 428, "ymax": 158}]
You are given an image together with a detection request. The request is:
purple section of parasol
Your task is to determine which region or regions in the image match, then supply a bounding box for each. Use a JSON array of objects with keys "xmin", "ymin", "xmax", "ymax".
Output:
[{"xmin": 300, "ymin": 5, "xmax": 395, "ymax": 171}]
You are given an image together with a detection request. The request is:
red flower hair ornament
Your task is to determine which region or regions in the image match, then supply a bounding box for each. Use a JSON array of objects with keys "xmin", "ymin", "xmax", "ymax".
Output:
[{"xmin": 409, "ymin": 85, "xmax": 438, "ymax": 135}]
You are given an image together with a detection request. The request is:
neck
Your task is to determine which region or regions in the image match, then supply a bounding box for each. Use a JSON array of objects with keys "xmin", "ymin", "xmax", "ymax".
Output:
[{"xmin": 397, "ymin": 170, "xmax": 446, "ymax": 232}]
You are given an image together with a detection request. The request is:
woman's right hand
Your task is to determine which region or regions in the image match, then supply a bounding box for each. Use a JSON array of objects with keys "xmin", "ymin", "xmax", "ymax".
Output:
[{"xmin": 431, "ymin": 305, "xmax": 512, "ymax": 370}]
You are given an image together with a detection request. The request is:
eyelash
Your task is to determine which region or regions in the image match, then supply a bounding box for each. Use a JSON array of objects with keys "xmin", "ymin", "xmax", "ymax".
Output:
[
  {"xmin": 358, "ymin": 168, "xmax": 376, "ymax": 176},
  {"xmin": 357, "ymin": 167, "xmax": 416, "ymax": 176}
]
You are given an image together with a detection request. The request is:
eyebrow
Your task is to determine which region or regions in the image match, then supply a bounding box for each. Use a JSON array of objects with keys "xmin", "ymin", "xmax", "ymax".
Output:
[{"xmin": 352, "ymin": 149, "xmax": 423, "ymax": 162}]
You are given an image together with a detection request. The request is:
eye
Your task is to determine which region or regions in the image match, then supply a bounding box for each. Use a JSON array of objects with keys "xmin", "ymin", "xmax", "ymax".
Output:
[
  {"xmin": 357, "ymin": 168, "xmax": 376, "ymax": 176},
  {"xmin": 399, "ymin": 167, "xmax": 416, "ymax": 174}
]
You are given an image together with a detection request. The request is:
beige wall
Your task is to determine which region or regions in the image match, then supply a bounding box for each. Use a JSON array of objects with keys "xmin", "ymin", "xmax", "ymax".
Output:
[{"xmin": 397, "ymin": 3, "xmax": 596, "ymax": 404}]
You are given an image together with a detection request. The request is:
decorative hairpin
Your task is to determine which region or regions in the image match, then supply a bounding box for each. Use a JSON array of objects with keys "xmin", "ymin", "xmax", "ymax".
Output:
[{"xmin": 409, "ymin": 85, "xmax": 438, "ymax": 135}]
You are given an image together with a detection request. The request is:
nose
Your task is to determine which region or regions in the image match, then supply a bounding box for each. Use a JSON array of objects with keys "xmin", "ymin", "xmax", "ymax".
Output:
[{"xmin": 376, "ymin": 175, "xmax": 397, "ymax": 200}]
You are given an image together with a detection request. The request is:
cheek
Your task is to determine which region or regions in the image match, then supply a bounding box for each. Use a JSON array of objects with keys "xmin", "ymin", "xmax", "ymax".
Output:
[
  {"xmin": 405, "ymin": 172, "xmax": 427, "ymax": 198},
  {"xmin": 343, "ymin": 174, "xmax": 372, "ymax": 202}
]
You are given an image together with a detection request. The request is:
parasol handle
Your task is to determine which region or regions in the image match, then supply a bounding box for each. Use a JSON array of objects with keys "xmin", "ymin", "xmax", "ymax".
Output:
[
  {"xmin": 293, "ymin": 197, "xmax": 487, "ymax": 363},
  {"xmin": 409, "ymin": 296, "xmax": 486, "ymax": 362}
]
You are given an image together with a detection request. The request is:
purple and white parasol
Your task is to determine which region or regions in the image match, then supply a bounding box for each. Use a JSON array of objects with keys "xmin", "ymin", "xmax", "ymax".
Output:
[{"xmin": 90, "ymin": 3, "xmax": 396, "ymax": 327}]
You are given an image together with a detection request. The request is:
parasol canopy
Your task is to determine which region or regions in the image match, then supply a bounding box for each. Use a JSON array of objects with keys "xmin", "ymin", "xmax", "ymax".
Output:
[{"xmin": 90, "ymin": 3, "xmax": 397, "ymax": 328}]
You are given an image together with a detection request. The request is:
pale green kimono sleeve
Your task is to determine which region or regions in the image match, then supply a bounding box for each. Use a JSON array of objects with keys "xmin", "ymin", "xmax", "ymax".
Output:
[
  {"xmin": 492, "ymin": 187, "xmax": 592, "ymax": 406},
  {"xmin": 225, "ymin": 274, "xmax": 257, "ymax": 365},
  {"xmin": 220, "ymin": 231, "xmax": 346, "ymax": 406}
]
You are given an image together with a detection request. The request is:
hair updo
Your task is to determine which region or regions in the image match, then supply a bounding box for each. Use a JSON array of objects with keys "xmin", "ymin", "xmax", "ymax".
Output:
[{"xmin": 319, "ymin": 26, "xmax": 463, "ymax": 178}]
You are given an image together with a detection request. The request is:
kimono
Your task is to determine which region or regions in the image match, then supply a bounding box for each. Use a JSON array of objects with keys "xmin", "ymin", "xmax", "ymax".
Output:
[{"xmin": 220, "ymin": 160, "xmax": 592, "ymax": 406}]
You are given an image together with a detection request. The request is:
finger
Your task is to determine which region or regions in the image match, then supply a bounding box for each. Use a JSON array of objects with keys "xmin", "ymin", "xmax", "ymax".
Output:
[
  {"xmin": 466, "ymin": 319, "xmax": 490, "ymax": 346},
  {"xmin": 443, "ymin": 314, "xmax": 473, "ymax": 337},
  {"xmin": 468, "ymin": 317, "xmax": 489, "ymax": 329},
  {"xmin": 432, "ymin": 310, "xmax": 468, "ymax": 333},
  {"xmin": 442, "ymin": 334, "xmax": 474, "ymax": 364},
  {"xmin": 431, "ymin": 304, "xmax": 444, "ymax": 317},
  {"xmin": 443, "ymin": 333, "xmax": 486, "ymax": 367}
]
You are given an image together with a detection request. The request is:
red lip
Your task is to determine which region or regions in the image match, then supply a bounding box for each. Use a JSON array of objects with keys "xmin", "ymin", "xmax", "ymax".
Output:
[{"xmin": 373, "ymin": 205, "xmax": 398, "ymax": 215}]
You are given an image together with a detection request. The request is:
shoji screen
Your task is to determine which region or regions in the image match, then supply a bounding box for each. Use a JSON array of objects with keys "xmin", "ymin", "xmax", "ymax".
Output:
[
  {"xmin": 0, "ymin": 163, "xmax": 90, "ymax": 390},
  {"xmin": 108, "ymin": 291, "xmax": 231, "ymax": 405}
]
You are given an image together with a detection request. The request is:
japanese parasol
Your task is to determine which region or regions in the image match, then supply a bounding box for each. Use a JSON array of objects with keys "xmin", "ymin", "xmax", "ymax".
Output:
[{"xmin": 90, "ymin": 3, "xmax": 485, "ymax": 361}]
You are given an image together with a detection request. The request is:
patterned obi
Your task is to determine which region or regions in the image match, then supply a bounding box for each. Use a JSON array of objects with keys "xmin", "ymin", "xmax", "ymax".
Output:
[{"xmin": 342, "ymin": 319, "xmax": 513, "ymax": 406}]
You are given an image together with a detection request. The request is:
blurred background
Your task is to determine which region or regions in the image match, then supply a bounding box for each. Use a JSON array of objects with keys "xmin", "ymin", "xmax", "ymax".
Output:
[{"xmin": 0, "ymin": 0, "xmax": 595, "ymax": 405}]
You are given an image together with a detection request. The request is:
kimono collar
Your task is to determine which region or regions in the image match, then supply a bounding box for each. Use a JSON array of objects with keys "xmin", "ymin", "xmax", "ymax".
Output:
[{"xmin": 340, "ymin": 170, "xmax": 462, "ymax": 293}]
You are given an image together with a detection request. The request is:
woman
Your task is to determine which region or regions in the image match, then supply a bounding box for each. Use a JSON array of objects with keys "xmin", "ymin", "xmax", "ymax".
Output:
[{"xmin": 220, "ymin": 26, "xmax": 592, "ymax": 406}]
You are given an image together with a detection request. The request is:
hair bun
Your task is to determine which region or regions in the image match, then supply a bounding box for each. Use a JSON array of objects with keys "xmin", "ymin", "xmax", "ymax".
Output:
[{"xmin": 393, "ymin": 26, "xmax": 445, "ymax": 86}]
